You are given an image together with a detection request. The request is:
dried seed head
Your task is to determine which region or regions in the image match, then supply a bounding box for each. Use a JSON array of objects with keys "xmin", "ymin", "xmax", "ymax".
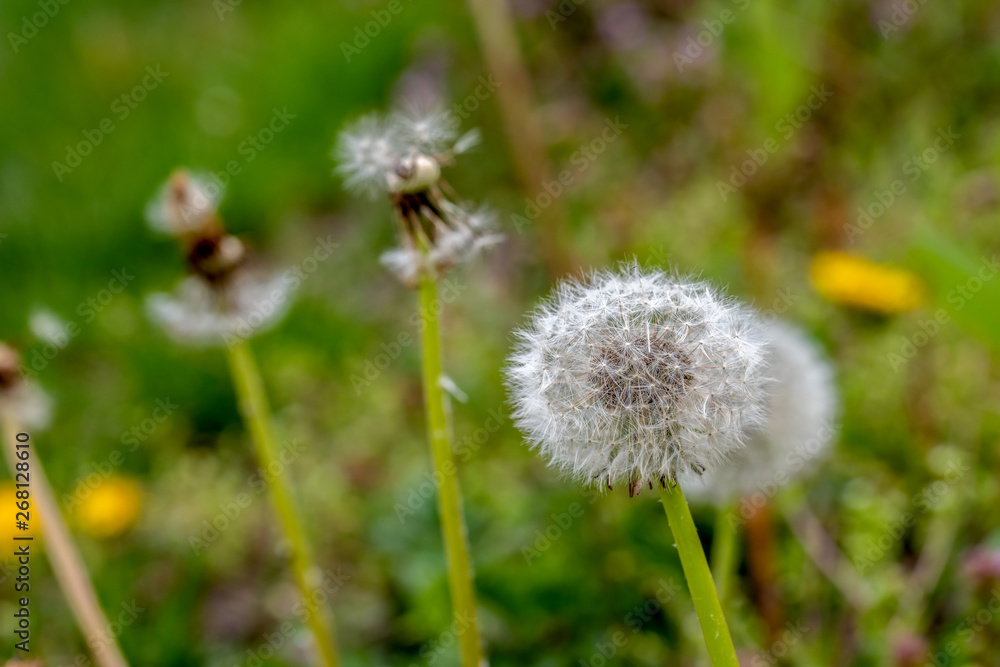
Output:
[
  {"xmin": 146, "ymin": 170, "xmax": 224, "ymax": 238},
  {"xmin": 146, "ymin": 270, "xmax": 291, "ymax": 347},
  {"xmin": 334, "ymin": 108, "xmax": 500, "ymax": 286},
  {"xmin": 685, "ymin": 320, "xmax": 838, "ymax": 503},
  {"xmin": 0, "ymin": 342, "xmax": 53, "ymax": 430},
  {"xmin": 145, "ymin": 170, "xmax": 292, "ymax": 347},
  {"xmin": 505, "ymin": 264, "xmax": 770, "ymax": 489}
]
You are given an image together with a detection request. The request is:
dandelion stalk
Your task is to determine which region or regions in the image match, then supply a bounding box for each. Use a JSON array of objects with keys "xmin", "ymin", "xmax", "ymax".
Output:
[
  {"xmin": 417, "ymin": 273, "xmax": 483, "ymax": 667},
  {"xmin": 710, "ymin": 507, "xmax": 738, "ymax": 604},
  {"xmin": 225, "ymin": 341, "xmax": 340, "ymax": 667},
  {"xmin": 0, "ymin": 409, "xmax": 129, "ymax": 667},
  {"xmin": 658, "ymin": 481, "xmax": 739, "ymax": 667}
]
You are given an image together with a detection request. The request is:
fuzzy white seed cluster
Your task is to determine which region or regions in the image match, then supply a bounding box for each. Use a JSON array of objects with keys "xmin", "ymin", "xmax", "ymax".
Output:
[
  {"xmin": 684, "ymin": 319, "xmax": 838, "ymax": 502},
  {"xmin": 334, "ymin": 109, "xmax": 500, "ymax": 285},
  {"xmin": 505, "ymin": 265, "xmax": 771, "ymax": 490},
  {"xmin": 144, "ymin": 170, "xmax": 293, "ymax": 347}
]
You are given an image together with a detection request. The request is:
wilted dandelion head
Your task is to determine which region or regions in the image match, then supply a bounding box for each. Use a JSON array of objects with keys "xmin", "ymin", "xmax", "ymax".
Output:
[
  {"xmin": 685, "ymin": 320, "xmax": 838, "ymax": 503},
  {"xmin": 145, "ymin": 170, "xmax": 292, "ymax": 347},
  {"xmin": 334, "ymin": 107, "xmax": 499, "ymax": 286},
  {"xmin": 505, "ymin": 264, "xmax": 770, "ymax": 492},
  {"xmin": 146, "ymin": 170, "xmax": 224, "ymax": 238},
  {"xmin": 0, "ymin": 342, "xmax": 53, "ymax": 430}
]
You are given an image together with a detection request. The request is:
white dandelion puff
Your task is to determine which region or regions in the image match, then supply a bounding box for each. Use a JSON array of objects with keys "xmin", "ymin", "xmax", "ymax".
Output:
[
  {"xmin": 505, "ymin": 264, "xmax": 771, "ymax": 491},
  {"xmin": 334, "ymin": 115, "xmax": 400, "ymax": 199},
  {"xmin": 146, "ymin": 270, "xmax": 292, "ymax": 347},
  {"xmin": 391, "ymin": 108, "xmax": 457, "ymax": 155},
  {"xmin": 685, "ymin": 319, "xmax": 838, "ymax": 503},
  {"xmin": 379, "ymin": 247, "xmax": 427, "ymax": 286}
]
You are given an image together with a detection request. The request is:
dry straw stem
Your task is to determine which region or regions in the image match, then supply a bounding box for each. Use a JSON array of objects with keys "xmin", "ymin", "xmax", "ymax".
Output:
[
  {"xmin": 417, "ymin": 274, "xmax": 484, "ymax": 667},
  {"xmin": 0, "ymin": 409, "xmax": 129, "ymax": 667},
  {"xmin": 225, "ymin": 341, "xmax": 341, "ymax": 667},
  {"xmin": 463, "ymin": 0, "xmax": 573, "ymax": 277}
]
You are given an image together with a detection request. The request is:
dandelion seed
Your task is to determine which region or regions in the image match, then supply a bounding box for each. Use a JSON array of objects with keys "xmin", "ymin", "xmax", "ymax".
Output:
[
  {"xmin": 505, "ymin": 263, "xmax": 770, "ymax": 489},
  {"xmin": 146, "ymin": 170, "xmax": 224, "ymax": 238},
  {"xmin": 684, "ymin": 319, "xmax": 838, "ymax": 502},
  {"xmin": 334, "ymin": 108, "xmax": 501, "ymax": 286}
]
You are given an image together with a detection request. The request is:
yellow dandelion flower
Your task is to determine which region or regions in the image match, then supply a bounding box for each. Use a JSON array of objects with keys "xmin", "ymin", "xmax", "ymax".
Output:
[
  {"xmin": 75, "ymin": 476, "xmax": 144, "ymax": 539},
  {"xmin": 810, "ymin": 251, "xmax": 924, "ymax": 314},
  {"xmin": 1, "ymin": 482, "xmax": 41, "ymax": 552}
]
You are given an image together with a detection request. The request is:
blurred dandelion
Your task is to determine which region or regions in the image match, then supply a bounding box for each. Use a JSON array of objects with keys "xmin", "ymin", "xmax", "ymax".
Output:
[
  {"xmin": 810, "ymin": 251, "xmax": 924, "ymax": 314},
  {"xmin": 505, "ymin": 263, "xmax": 767, "ymax": 667},
  {"xmin": 145, "ymin": 170, "xmax": 292, "ymax": 347},
  {"xmin": 335, "ymin": 109, "xmax": 501, "ymax": 286},
  {"xmin": 145, "ymin": 170, "xmax": 341, "ymax": 666},
  {"xmin": 685, "ymin": 319, "xmax": 838, "ymax": 502},
  {"xmin": 75, "ymin": 476, "xmax": 144, "ymax": 539},
  {"xmin": 334, "ymin": 108, "xmax": 489, "ymax": 666}
]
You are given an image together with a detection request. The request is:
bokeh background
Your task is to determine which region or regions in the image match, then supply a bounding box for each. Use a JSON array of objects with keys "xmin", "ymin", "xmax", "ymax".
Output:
[{"xmin": 2, "ymin": 0, "xmax": 1000, "ymax": 664}]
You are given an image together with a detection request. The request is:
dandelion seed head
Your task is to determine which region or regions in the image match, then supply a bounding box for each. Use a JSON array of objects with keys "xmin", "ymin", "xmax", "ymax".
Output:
[
  {"xmin": 685, "ymin": 319, "xmax": 838, "ymax": 503},
  {"xmin": 146, "ymin": 170, "xmax": 222, "ymax": 237},
  {"xmin": 380, "ymin": 247, "xmax": 426, "ymax": 286},
  {"xmin": 0, "ymin": 342, "xmax": 54, "ymax": 431},
  {"xmin": 334, "ymin": 115, "xmax": 400, "ymax": 199},
  {"xmin": 505, "ymin": 264, "xmax": 770, "ymax": 489},
  {"xmin": 335, "ymin": 106, "xmax": 502, "ymax": 284},
  {"xmin": 146, "ymin": 270, "xmax": 292, "ymax": 347},
  {"xmin": 391, "ymin": 108, "xmax": 457, "ymax": 155}
]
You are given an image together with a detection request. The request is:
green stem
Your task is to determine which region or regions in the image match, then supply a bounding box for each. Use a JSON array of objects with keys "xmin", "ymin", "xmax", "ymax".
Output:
[
  {"xmin": 710, "ymin": 505, "xmax": 738, "ymax": 605},
  {"xmin": 658, "ymin": 481, "xmax": 739, "ymax": 667},
  {"xmin": 225, "ymin": 341, "xmax": 340, "ymax": 667},
  {"xmin": 417, "ymin": 275, "xmax": 483, "ymax": 667}
]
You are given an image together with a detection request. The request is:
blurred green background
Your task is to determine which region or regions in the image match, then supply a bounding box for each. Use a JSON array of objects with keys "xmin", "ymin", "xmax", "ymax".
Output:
[{"xmin": 2, "ymin": 0, "xmax": 1000, "ymax": 665}]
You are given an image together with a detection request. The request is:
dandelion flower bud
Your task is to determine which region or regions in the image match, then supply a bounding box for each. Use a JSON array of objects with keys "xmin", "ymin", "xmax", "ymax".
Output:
[
  {"xmin": 505, "ymin": 264, "xmax": 770, "ymax": 491},
  {"xmin": 685, "ymin": 320, "xmax": 838, "ymax": 502},
  {"xmin": 334, "ymin": 107, "xmax": 501, "ymax": 286}
]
